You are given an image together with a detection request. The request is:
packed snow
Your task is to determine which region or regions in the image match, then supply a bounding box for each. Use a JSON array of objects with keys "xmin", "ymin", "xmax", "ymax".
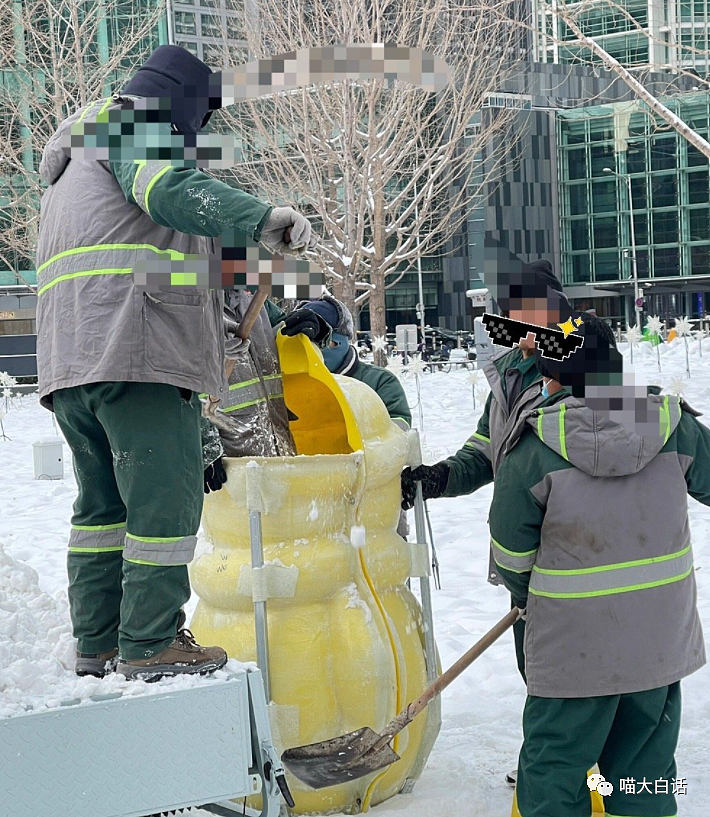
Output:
[{"xmin": 1, "ymin": 335, "xmax": 709, "ymax": 815}]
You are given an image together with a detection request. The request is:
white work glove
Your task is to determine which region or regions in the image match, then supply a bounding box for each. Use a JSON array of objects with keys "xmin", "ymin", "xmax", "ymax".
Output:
[{"xmin": 260, "ymin": 207, "xmax": 317, "ymax": 255}]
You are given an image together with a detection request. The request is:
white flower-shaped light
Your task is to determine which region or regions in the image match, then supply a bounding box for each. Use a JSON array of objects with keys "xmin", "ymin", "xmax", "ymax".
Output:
[
  {"xmin": 2, "ymin": 388, "xmax": 12, "ymax": 399},
  {"xmin": 694, "ymin": 329, "xmax": 705, "ymax": 342},
  {"xmin": 675, "ymin": 316, "xmax": 693, "ymax": 337},
  {"xmin": 407, "ymin": 356, "xmax": 428, "ymax": 377},
  {"xmin": 371, "ymin": 335, "xmax": 388, "ymax": 353},
  {"xmin": 467, "ymin": 370, "xmax": 483, "ymax": 387},
  {"xmin": 669, "ymin": 376, "xmax": 686, "ymax": 396},
  {"xmin": 646, "ymin": 315, "xmax": 664, "ymax": 336},
  {"xmin": 0, "ymin": 371, "xmax": 17, "ymax": 388},
  {"xmin": 625, "ymin": 325, "xmax": 642, "ymax": 346},
  {"xmin": 475, "ymin": 385, "xmax": 490, "ymax": 404},
  {"xmin": 386, "ymin": 356, "xmax": 404, "ymax": 377}
]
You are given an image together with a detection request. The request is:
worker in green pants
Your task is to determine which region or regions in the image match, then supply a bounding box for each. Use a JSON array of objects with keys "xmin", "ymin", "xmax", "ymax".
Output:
[
  {"xmin": 35, "ymin": 46, "xmax": 314, "ymax": 680},
  {"xmin": 490, "ymin": 313, "xmax": 706, "ymax": 817},
  {"xmin": 54, "ymin": 383, "xmax": 202, "ymax": 668}
]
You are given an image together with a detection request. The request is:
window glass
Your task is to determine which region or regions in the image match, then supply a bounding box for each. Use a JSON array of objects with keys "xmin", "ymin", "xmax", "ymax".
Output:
[
  {"xmin": 653, "ymin": 247, "xmax": 679, "ymax": 277},
  {"xmin": 571, "ymin": 255, "xmax": 591, "ymax": 282},
  {"xmin": 174, "ymin": 11, "xmax": 197, "ymax": 35},
  {"xmin": 565, "ymin": 148, "xmax": 587, "ymax": 180},
  {"xmin": 650, "ymin": 137, "xmax": 677, "ymax": 171},
  {"xmin": 567, "ymin": 184, "xmax": 588, "ymax": 215},
  {"xmin": 595, "ymin": 252, "xmax": 620, "ymax": 281},
  {"xmin": 591, "ymin": 181, "xmax": 616, "ymax": 213},
  {"xmin": 691, "ymin": 244, "xmax": 709, "ymax": 274},
  {"xmin": 570, "ymin": 220, "xmax": 590, "ymax": 250},
  {"xmin": 652, "ymin": 211, "xmax": 679, "ymax": 244},
  {"xmin": 594, "ymin": 217, "xmax": 617, "ymax": 249},
  {"xmin": 689, "ymin": 208, "xmax": 710, "ymax": 242},
  {"xmin": 650, "ymin": 174, "xmax": 677, "ymax": 208}
]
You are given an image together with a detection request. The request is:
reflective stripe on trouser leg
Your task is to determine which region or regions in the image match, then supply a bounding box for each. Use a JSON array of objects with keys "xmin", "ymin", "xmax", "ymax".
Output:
[
  {"xmin": 69, "ymin": 524, "xmax": 126, "ymax": 553},
  {"xmin": 123, "ymin": 532, "xmax": 198, "ymax": 566}
]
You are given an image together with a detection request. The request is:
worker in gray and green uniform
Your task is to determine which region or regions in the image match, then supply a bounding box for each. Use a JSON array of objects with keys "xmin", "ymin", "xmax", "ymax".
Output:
[
  {"xmin": 35, "ymin": 45, "xmax": 315, "ymax": 681},
  {"xmin": 299, "ymin": 294, "xmax": 412, "ymax": 429},
  {"xmin": 489, "ymin": 312, "xmax": 706, "ymax": 817},
  {"xmin": 400, "ymin": 261, "xmax": 576, "ymax": 682}
]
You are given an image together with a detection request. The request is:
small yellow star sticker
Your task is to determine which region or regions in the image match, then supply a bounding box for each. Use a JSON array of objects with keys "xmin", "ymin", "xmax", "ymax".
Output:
[{"xmin": 557, "ymin": 317, "xmax": 583, "ymax": 338}]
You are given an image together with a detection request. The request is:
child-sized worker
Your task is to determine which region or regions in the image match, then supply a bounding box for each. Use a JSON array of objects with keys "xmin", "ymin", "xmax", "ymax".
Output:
[{"xmin": 489, "ymin": 312, "xmax": 707, "ymax": 817}]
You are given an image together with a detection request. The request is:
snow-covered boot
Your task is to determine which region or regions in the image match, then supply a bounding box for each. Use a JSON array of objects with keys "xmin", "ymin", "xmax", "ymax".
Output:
[
  {"xmin": 116, "ymin": 627, "xmax": 227, "ymax": 682},
  {"xmin": 74, "ymin": 610, "xmax": 187, "ymax": 678},
  {"xmin": 75, "ymin": 649, "xmax": 119, "ymax": 678}
]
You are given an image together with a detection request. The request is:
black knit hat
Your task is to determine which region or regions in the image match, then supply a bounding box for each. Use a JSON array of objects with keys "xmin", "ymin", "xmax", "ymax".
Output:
[
  {"xmin": 535, "ymin": 312, "xmax": 621, "ymax": 397},
  {"xmin": 524, "ymin": 260, "xmax": 565, "ymax": 296},
  {"xmin": 122, "ymin": 45, "xmax": 218, "ymax": 135}
]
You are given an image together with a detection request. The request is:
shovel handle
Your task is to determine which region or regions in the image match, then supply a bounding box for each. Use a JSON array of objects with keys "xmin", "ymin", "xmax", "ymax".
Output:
[
  {"xmin": 236, "ymin": 290, "xmax": 269, "ymax": 340},
  {"xmin": 207, "ymin": 290, "xmax": 269, "ymax": 408},
  {"xmin": 372, "ymin": 606, "xmax": 524, "ymax": 750}
]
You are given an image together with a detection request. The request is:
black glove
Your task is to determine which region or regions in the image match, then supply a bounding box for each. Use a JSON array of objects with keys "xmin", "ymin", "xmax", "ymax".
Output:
[
  {"xmin": 282, "ymin": 308, "xmax": 330, "ymax": 342},
  {"xmin": 204, "ymin": 458, "xmax": 228, "ymax": 494},
  {"xmin": 400, "ymin": 463, "xmax": 450, "ymax": 511}
]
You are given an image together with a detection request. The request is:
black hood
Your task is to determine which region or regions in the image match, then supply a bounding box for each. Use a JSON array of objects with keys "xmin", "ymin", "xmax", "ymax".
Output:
[{"xmin": 122, "ymin": 45, "xmax": 218, "ymax": 135}]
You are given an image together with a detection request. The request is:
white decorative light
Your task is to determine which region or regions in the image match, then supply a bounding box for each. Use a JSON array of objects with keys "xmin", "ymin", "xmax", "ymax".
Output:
[
  {"xmin": 467, "ymin": 370, "xmax": 483, "ymax": 387},
  {"xmin": 646, "ymin": 315, "xmax": 664, "ymax": 336},
  {"xmin": 386, "ymin": 356, "xmax": 404, "ymax": 377},
  {"xmin": 625, "ymin": 325, "xmax": 642, "ymax": 346},
  {"xmin": 371, "ymin": 335, "xmax": 388, "ymax": 353},
  {"xmin": 674, "ymin": 316, "xmax": 693, "ymax": 337},
  {"xmin": 407, "ymin": 356, "xmax": 428, "ymax": 378},
  {"xmin": 669, "ymin": 377, "xmax": 686, "ymax": 396}
]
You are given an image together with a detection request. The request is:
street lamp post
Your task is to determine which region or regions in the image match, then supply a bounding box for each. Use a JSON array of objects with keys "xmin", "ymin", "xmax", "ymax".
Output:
[
  {"xmin": 604, "ymin": 167, "xmax": 642, "ymax": 329},
  {"xmin": 413, "ymin": 179, "xmax": 426, "ymax": 342}
]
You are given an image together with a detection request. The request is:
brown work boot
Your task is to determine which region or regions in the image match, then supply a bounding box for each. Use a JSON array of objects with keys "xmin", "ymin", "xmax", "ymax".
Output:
[{"xmin": 117, "ymin": 625, "xmax": 228, "ymax": 682}]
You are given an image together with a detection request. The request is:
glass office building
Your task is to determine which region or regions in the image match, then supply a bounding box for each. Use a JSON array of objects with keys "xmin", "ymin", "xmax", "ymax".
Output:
[{"xmin": 558, "ymin": 94, "xmax": 710, "ymax": 320}]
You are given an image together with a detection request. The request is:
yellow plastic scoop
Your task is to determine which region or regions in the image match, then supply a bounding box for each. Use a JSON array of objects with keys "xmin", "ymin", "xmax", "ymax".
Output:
[{"xmin": 276, "ymin": 331, "xmax": 363, "ymax": 455}]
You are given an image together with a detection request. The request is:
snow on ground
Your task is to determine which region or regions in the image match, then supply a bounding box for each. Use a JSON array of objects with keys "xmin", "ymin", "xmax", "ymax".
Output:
[{"xmin": 1, "ymin": 335, "xmax": 709, "ymax": 815}]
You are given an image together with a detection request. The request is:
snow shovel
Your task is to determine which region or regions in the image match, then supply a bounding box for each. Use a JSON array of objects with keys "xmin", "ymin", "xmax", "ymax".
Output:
[
  {"xmin": 205, "ymin": 290, "xmax": 269, "ymax": 415},
  {"xmin": 282, "ymin": 606, "xmax": 524, "ymax": 789}
]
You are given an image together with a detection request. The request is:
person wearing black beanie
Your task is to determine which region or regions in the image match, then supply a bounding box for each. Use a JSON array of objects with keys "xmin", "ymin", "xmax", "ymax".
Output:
[
  {"xmin": 121, "ymin": 44, "xmax": 215, "ymax": 136},
  {"xmin": 35, "ymin": 44, "xmax": 319, "ymax": 682}
]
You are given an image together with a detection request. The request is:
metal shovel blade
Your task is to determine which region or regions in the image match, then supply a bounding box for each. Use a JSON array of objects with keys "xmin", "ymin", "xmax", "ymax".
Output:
[{"xmin": 281, "ymin": 726, "xmax": 401, "ymax": 789}]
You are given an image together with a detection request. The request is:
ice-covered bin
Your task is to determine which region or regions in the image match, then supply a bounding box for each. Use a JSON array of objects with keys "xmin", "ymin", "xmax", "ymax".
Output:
[
  {"xmin": 32, "ymin": 438, "xmax": 64, "ymax": 480},
  {"xmin": 190, "ymin": 334, "xmax": 440, "ymax": 815}
]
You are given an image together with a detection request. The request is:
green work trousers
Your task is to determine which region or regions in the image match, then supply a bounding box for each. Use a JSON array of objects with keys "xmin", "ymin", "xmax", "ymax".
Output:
[
  {"xmin": 53, "ymin": 382, "xmax": 204, "ymax": 660},
  {"xmin": 517, "ymin": 683, "xmax": 681, "ymax": 817}
]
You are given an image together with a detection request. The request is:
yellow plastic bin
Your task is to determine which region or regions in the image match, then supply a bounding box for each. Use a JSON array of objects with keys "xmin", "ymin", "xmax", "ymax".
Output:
[{"xmin": 190, "ymin": 334, "xmax": 439, "ymax": 814}]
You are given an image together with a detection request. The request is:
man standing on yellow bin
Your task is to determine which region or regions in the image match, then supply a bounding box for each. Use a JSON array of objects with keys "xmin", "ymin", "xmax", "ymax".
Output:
[{"xmin": 35, "ymin": 45, "xmax": 315, "ymax": 681}]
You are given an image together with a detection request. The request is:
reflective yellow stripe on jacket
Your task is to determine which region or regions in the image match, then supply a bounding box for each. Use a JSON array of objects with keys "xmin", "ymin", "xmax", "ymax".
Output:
[
  {"xmin": 37, "ymin": 244, "xmax": 186, "ymax": 296},
  {"xmin": 529, "ymin": 544, "xmax": 693, "ymax": 599}
]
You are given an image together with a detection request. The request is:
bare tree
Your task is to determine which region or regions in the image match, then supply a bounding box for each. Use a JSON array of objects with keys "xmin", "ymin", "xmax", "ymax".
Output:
[
  {"xmin": 541, "ymin": 0, "xmax": 710, "ymax": 160},
  {"xmin": 0, "ymin": 0, "xmax": 165, "ymax": 287},
  {"xmin": 212, "ymin": 0, "xmax": 524, "ymax": 352}
]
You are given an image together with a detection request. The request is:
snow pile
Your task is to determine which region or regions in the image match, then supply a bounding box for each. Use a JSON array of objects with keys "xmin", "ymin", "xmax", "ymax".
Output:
[
  {"xmin": 0, "ymin": 542, "xmax": 246, "ymax": 719},
  {"xmin": 1, "ymin": 344, "xmax": 709, "ymax": 813},
  {"xmin": 0, "ymin": 541, "xmax": 76, "ymax": 710}
]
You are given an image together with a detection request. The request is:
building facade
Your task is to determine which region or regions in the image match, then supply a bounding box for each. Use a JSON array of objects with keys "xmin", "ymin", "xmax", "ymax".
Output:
[{"xmin": 441, "ymin": 0, "xmax": 710, "ymax": 332}]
